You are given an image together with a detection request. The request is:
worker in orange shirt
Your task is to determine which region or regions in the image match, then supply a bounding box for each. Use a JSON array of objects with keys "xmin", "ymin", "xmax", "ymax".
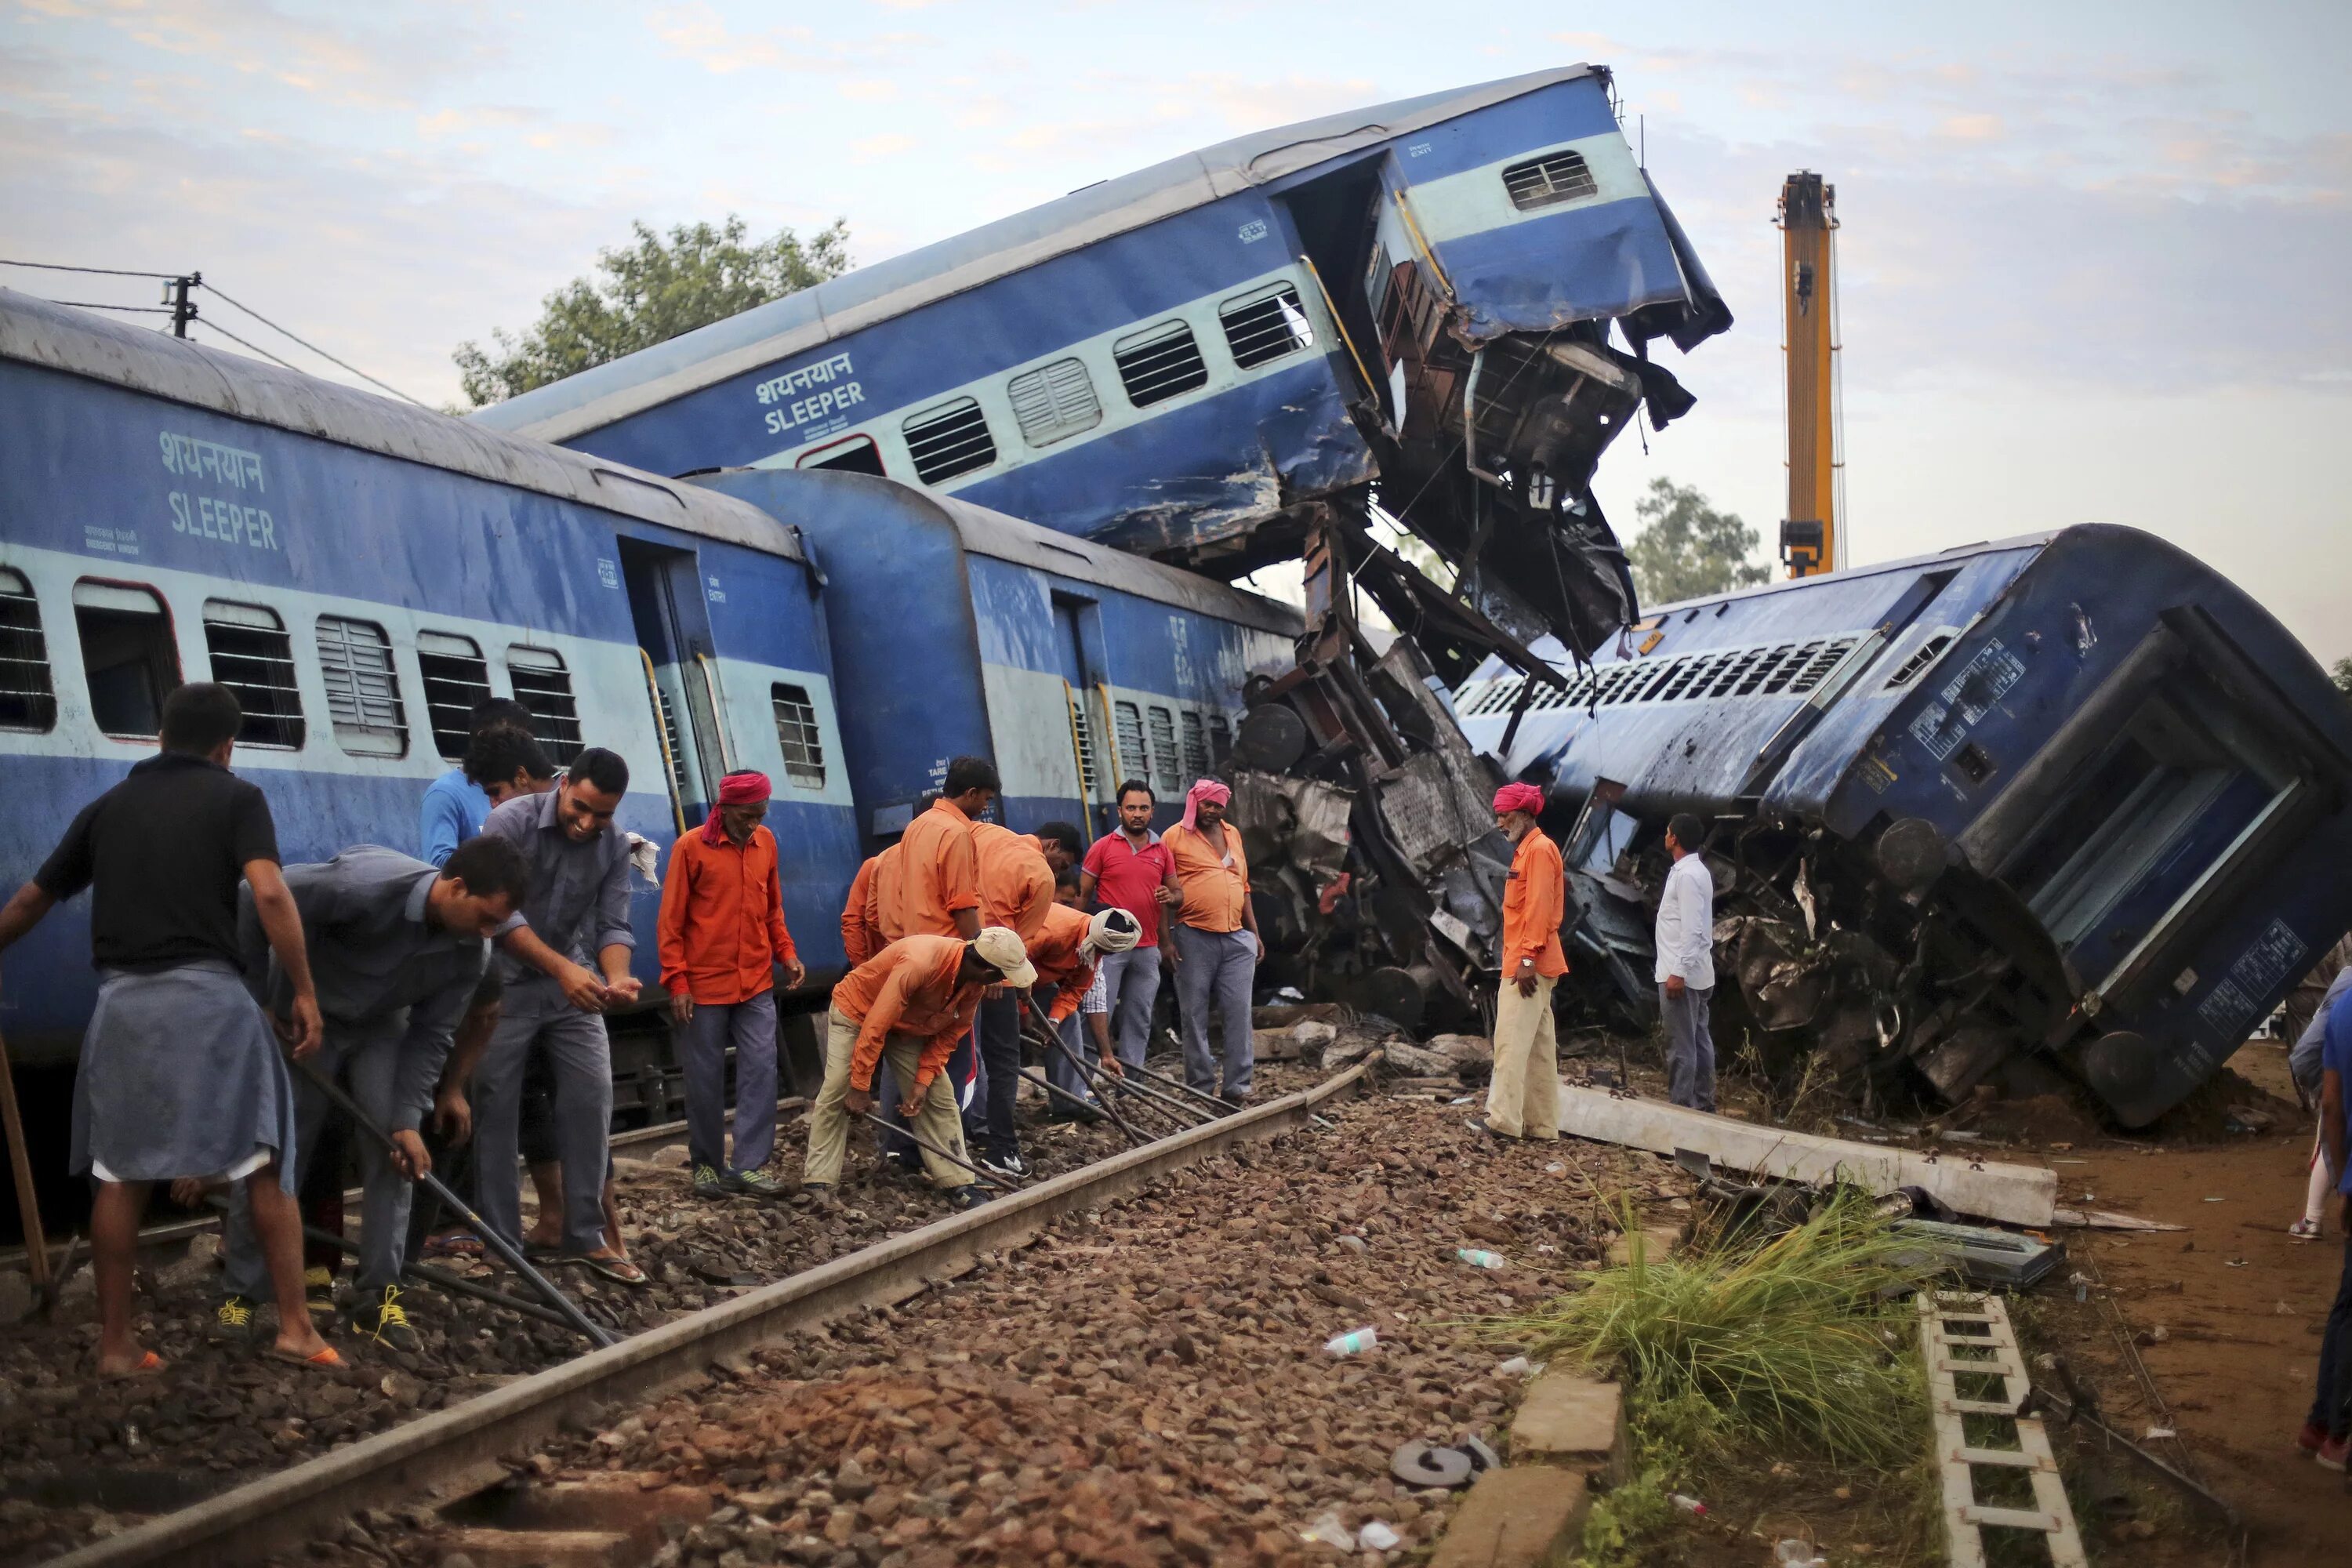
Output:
[
  {"xmin": 876, "ymin": 766, "xmax": 996, "ymax": 1159},
  {"xmin": 1027, "ymin": 880, "xmax": 1142, "ymax": 1116},
  {"xmin": 840, "ymin": 852, "xmax": 885, "ymax": 968},
  {"xmin": 800, "ymin": 928, "xmax": 1033, "ymax": 1211},
  {"xmin": 1160, "ymin": 779, "xmax": 1264, "ymax": 1105},
  {"xmin": 657, "ymin": 771, "xmax": 807, "ymax": 1200},
  {"xmin": 1475, "ymin": 782, "xmax": 1569, "ymax": 1142},
  {"xmin": 969, "ymin": 817, "xmax": 1083, "ymax": 1176}
]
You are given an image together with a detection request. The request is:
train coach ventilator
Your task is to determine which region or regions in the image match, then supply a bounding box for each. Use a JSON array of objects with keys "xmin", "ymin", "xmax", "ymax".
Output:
[{"xmin": 42, "ymin": 1062, "xmax": 1370, "ymax": 1568}]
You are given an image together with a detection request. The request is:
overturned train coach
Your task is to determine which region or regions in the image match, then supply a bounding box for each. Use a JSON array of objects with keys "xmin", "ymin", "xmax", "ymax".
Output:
[
  {"xmin": 0, "ymin": 290, "xmax": 1294, "ymax": 1232},
  {"xmin": 473, "ymin": 64, "xmax": 1730, "ymax": 663},
  {"xmin": 1454, "ymin": 527, "xmax": 2352, "ymax": 1127}
]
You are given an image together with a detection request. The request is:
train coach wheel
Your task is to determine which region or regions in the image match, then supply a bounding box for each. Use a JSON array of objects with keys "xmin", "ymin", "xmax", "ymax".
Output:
[{"xmin": 2078, "ymin": 1029, "xmax": 2167, "ymax": 1130}]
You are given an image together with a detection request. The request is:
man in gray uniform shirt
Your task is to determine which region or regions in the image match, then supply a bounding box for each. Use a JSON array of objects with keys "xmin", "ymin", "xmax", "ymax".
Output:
[
  {"xmin": 219, "ymin": 837, "xmax": 527, "ymax": 1349},
  {"xmin": 474, "ymin": 748, "xmax": 646, "ymax": 1283}
]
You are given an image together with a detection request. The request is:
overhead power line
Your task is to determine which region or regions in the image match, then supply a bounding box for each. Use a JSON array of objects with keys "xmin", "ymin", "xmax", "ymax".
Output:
[
  {"xmin": 0, "ymin": 257, "xmax": 182, "ymax": 280},
  {"xmin": 196, "ymin": 319, "xmax": 310, "ymax": 376},
  {"xmin": 198, "ymin": 281, "xmax": 430, "ymax": 407},
  {"xmin": 44, "ymin": 299, "xmax": 175, "ymax": 314}
]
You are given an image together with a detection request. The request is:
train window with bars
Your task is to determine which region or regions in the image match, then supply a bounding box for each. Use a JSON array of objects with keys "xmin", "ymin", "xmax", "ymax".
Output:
[
  {"xmin": 1784, "ymin": 638, "xmax": 1858, "ymax": 696},
  {"xmin": 1363, "ymin": 241, "xmax": 1393, "ymax": 321},
  {"xmin": 1760, "ymin": 641, "xmax": 1825, "ymax": 696},
  {"xmin": 1218, "ymin": 282, "xmax": 1314, "ymax": 369},
  {"xmin": 416, "ymin": 631, "xmax": 490, "ymax": 760},
  {"xmin": 1112, "ymin": 319, "xmax": 1208, "ymax": 408},
  {"xmin": 1180, "ymin": 710, "xmax": 1210, "ymax": 780},
  {"xmin": 506, "ymin": 646, "xmax": 583, "ymax": 764},
  {"xmin": 770, "ymin": 682, "xmax": 826, "ymax": 789},
  {"xmin": 73, "ymin": 581, "xmax": 179, "ymax": 739},
  {"xmin": 0, "ymin": 568, "xmax": 56, "ymax": 733},
  {"xmin": 1146, "ymin": 706, "xmax": 1181, "ymax": 792},
  {"xmin": 1502, "ymin": 149, "xmax": 1599, "ymax": 211},
  {"xmin": 1113, "ymin": 700, "xmax": 1149, "ymax": 786},
  {"xmin": 1007, "ymin": 358, "xmax": 1102, "ymax": 448},
  {"xmin": 1885, "ymin": 635, "xmax": 1954, "ymax": 690},
  {"xmin": 902, "ymin": 397, "xmax": 996, "ymax": 485},
  {"xmin": 315, "ymin": 615, "xmax": 408, "ymax": 757},
  {"xmin": 1207, "ymin": 713, "xmax": 1232, "ymax": 768},
  {"xmin": 202, "ymin": 601, "xmax": 304, "ymax": 749},
  {"xmin": 1065, "ymin": 687, "xmax": 1101, "ymax": 800},
  {"xmin": 1740, "ymin": 644, "xmax": 1798, "ymax": 695}
]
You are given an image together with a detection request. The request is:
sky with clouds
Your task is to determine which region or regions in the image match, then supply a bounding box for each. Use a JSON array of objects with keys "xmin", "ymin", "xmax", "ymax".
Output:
[{"xmin": 4, "ymin": 0, "xmax": 2346, "ymax": 662}]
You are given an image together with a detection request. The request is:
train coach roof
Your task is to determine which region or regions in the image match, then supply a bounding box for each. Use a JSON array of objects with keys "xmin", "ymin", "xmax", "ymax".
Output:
[
  {"xmin": 471, "ymin": 66, "xmax": 1606, "ymax": 444},
  {"xmin": 0, "ymin": 289, "xmax": 804, "ymax": 561}
]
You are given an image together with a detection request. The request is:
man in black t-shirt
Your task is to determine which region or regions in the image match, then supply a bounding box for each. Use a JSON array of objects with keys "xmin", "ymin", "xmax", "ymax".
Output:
[{"xmin": 0, "ymin": 683, "xmax": 336, "ymax": 1375}]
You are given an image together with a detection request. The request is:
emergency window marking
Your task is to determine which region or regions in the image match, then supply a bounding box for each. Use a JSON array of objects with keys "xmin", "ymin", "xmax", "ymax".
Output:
[
  {"xmin": 1114, "ymin": 700, "xmax": 1149, "ymax": 786},
  {"xmin": 316, "ymin": 615, "xmax": 408, "ymax": 757},
  {"xmin": 1147, "ymin": 706, "xmax": 1181, "ymax": 793},
  {"xmin": 1007, "ymin": 358, "xmax": 1104, "ymax": 448},
  {"xmin": 1218, "ymin": 283, "xmax": 1314, "ymax": 369},
  {"xmin": 1502, "ymin": 150, "xmax": 1599, "ymax": 210},
  {"xmin": 202, "ymin": 600, "xmax": 305, "ymax": 750},
  {"xmin": 0, "ymin": 568, "xmax": 57, "ymax": 734},
  {"xmin": 1112, "ymin": 320, "xmax": 1209, "ymax": 408},
  {"xmin": 416, "ymin": 630, "xmax": 490, "ymax": 762},
  {"xmin": 770, "ymin": 682, "xmax": 826, "ymax": 789},
  {"xmin": 73, "ymin": 580, "xmax": 178, "ymax": 739},
  {"xmin": 506, "ymin": 646, "xmax": 583, "ymax": 765},
  {"xmin": 902, "ymin": 397, "xmax": 997, "ymax": 485}
]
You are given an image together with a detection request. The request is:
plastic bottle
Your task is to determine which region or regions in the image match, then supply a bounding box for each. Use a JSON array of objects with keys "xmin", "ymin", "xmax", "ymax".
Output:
[
  {"xmin": 1669, "ymin": 1494, "xmax": 1706, "ymax": 1515},
  {"xmin": 1324, "ymin": 1326, "xmax": 1379, "ymax": 1356},
  {"xmin": 1456, "ymin": 1248, "xmax": 1507, "ymax": 1270}
]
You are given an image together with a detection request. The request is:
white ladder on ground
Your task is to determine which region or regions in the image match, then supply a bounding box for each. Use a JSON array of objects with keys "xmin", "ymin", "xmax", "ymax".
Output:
[{"xmin": 1917, "ymin": 1290, "xmax": 2087, "ymax": 1568}]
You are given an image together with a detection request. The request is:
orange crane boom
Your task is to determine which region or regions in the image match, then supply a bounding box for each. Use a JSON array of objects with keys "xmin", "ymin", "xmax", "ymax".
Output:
[{"xmin": 1777, "ymin": 171, "xmax": 1842, "ymax": 577}]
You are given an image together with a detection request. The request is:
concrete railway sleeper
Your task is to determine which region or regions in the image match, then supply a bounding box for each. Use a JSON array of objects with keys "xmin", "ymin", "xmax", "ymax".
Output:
[{"xmin": 38, "ymin": 1064, "xmax": 1377, "ymax": 1568}]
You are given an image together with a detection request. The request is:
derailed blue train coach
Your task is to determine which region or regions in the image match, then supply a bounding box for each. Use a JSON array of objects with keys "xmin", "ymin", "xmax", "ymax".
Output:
[
  {"xmin": 1454, "ymin": 528, "xmax": 2352, "ymax": 1127},
  {"xmin": 477, "ymin": 65, "xmax": 1730, "ymax": 662},
  {"xmin": 0, "ymin": 291, "xmax": 1294, "ymax": 1174}
]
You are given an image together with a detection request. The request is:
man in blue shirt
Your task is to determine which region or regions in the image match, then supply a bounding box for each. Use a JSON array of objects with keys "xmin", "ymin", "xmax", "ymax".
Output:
[
  {"xmin": 419, "ymin": 701, "xmax": 553, "ymax": 868},
  {"xmin": 2302, "ymin": 985, "xmax": 2352, "ymax": 1470}
]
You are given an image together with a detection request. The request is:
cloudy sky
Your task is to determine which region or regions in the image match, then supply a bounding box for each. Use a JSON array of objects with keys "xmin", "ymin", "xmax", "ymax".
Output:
[{"xmin": 5, "ymin": 0, "xmax": 2346, "ymax": 662}]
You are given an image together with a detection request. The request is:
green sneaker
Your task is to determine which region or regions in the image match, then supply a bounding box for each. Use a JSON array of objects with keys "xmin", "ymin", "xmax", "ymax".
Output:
[
  {"xmin": 346, "ymin": 1285, "xmax": 421, "ymax": 1354},
  {"xmin": 691, "ymin": 1163, "xmax": 739, "ymax": 1199},
  {"xmin": 735, "ymin": 1169, "xmax": 789, "ymax": 1200},
  {"xmin": 209, "ymin": 1294, "xmax": 259, "ymax": 1341}
]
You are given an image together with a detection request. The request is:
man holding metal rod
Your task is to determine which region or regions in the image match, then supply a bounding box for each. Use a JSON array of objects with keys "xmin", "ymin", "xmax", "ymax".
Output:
[
  {"xmin": 216, "ymin": 840, "xmax": 527, "ymax": 1352},
  {"xmin": 801, "ymin": 928, "xmax": 1033, "ymax": 1211}
]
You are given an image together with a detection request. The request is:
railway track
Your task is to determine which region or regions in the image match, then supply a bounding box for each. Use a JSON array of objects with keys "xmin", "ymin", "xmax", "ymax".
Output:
[{"xmin": 41, "ymin": 1064, "xmax": 1385, "ymax": 1568}]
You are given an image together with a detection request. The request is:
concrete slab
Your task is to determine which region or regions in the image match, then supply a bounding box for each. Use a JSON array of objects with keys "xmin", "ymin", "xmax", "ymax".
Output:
[
  {"xmin": 1429, "ymin": 1466, "xmax": 1590, "ymax": 1568},
  {"xmin": 1509, "ymin": 1372, "xmax": 1625, "ymax": 1480},
  {"xmin": 1555, "ymin": 1085, "xmax": 2056, "ymax": 1226}
]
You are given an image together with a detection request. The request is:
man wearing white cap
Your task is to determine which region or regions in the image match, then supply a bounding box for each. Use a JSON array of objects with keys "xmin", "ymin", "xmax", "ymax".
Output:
[
  {"xmin": 800, "ymin": 928, "xmax": 1031, "ymax": 1210},
  {"xmin": 1028, "ymin": 891, "xmax": 1142, "ymax": 1115}
]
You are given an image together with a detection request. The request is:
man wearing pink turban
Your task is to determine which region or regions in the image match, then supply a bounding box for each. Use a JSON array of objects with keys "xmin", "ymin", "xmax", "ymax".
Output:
[
  {"xmin": 1475, "ymin": 782, "xmax": 1567, "ymax": 1142},
  {"xmin": 1161, "ymin": 778, "xmax": 1264, "ymax": 1105}
]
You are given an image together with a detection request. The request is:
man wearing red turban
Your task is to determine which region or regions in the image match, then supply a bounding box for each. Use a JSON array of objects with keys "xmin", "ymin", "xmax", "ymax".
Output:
[
  {"xmin": 658, "ymin": 770, "xmax": 804, "ymax": 1200},
  {"xmin": 1475, "ymin": 782, "xmax": 1567, "ymax": 1142}
]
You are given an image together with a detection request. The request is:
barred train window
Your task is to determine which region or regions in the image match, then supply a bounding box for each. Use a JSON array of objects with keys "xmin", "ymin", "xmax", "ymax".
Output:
[
  {"xmin": 506, "ymin": 646, "xmax": 583, "ymax": 765},
  {"xmin": 1207, "ymin": 713, "xmax": 1232, "ymax": 768},
  {"xmin": 1180, "ymin": 710, "xmax": 1209, "ymax": 780},
  {"xmin": 417, "ymin": 631, "xmax": 490, "ymax": 760},
  {"xmin": 1006, "ymin": 358, "xmax": 1102, "ymax": 448},
  {"xmin": 0, "ymin": 568, "xmax": 57, "ymax": 732},
  {"xmin": 1502, "ymin": 150, "xmax": 1598, "ymax": 211},
  {"xmin": 74, "ymin": 581, "xmax": 178, "ymax": 739},
  {"xmin": 770, "ymin": 682, "xmax": 826, "ymax": 789},
  {"xmin": 315, "ymin": 615, "xmax": 407, "ymax": 757},
  {"xmin": 1112, "ymin": 320, "xmax": 1208, "ymax": 408},
  {"xmin": 1113, "ymin": 700, "xmax": 1148, "ymax": 787},
  {"xmin": 203, "ymin": 600, "xmax": 304, "ymax": 749},
  {"xmin": 1066, "ymin": 688, "xmax": 1101, "ymax": 799},
  {"xmin": 902, "ymin": 397, "xmax": 996, "ymax": 485},
  {"xmin": 1218, "ymin": 282, "xmax": 1314, "ymax": 370},
  {"xmin": 1147, "ymin": 705, "xmax": 1180, "ymax": 793}
]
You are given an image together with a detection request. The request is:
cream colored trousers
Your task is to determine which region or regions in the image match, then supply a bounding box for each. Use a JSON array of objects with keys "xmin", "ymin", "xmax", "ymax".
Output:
[
  {"xmin": 804, "ymin": 1007, "xmax": 976, "ymax": 1189},
  {"xmin": 1486, "ymin": 975, "xmax": 1561, "ymax": 1140}
]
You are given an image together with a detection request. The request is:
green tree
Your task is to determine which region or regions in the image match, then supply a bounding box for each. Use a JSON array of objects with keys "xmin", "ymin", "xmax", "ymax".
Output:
[
  {"xmin": 1624, "ymin": 477, "xmax": 1772, "ymax": 607},
  {"xmin": 455, "ymin": 215, "xmax": 851, "ymax": 407},
  {"xmin": 2334, "ymin": 656, "xmax": 2352, "ymax": 697}
]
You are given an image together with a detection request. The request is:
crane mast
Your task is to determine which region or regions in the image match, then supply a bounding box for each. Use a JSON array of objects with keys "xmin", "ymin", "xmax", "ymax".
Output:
[{"xmin": 1777, "ymin": 171, "xmax": 1842, "ymax": 577}]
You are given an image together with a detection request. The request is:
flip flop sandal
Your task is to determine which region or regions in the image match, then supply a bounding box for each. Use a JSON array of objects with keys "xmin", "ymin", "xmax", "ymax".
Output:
[
  {"xmin": 568, "ymin": 1254, "xmax": 650, "ymax": 1288},
  {"xmin": 267, "ymin": 1345, "xmax": 344, "ymax": 1370},
  {"xmin": 98, "ymin": 1350, "xmax": 166, "ymax": 1381},
  {"xmin": 423, "ymin": 1233, "xmax": 485, "ymax": 1260}
]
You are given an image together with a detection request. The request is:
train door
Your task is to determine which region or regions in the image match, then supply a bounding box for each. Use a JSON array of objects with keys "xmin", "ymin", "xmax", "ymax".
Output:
[
  {"xmin": 1051, "ymin": 594, "xmax": 1109, "ymax": 839},
  {"xmin": 615, "ymin": 537, "xmax": 731, "ymax": 831}
]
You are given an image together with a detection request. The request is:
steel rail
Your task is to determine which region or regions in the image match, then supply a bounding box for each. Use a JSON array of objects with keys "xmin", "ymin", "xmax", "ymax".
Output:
[{"xmin": 49, "ymin": 1062, "xmax": 1369, "ymax": 1568}]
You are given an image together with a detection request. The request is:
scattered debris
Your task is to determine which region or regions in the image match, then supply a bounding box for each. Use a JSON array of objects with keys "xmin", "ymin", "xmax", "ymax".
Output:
[
  {"xmin": 1916, "ymin": 1292, "xmax": 2087, "ymax": 1567},
  {"xmin": 1324, "ymin": 1327, "xmax": 1379, "ymax": 1356}
]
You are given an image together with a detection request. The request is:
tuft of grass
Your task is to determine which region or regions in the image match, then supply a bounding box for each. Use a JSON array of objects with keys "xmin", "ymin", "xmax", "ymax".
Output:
[{"xmin": 1495, "ymin": 1189, "xmax": 1933, "ymax": 1466}]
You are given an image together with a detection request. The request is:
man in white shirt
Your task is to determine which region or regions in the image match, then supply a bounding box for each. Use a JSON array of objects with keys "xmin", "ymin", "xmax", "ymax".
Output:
[{"xmin": 1654, "ymin": 813, "xmax": 1716, "ymax": 1112}]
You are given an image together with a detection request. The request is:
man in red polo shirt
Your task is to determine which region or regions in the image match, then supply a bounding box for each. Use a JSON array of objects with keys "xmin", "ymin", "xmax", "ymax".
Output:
[
  {"xmin": 658, "ymin": 770, "xmax": 805, "ymax": 1200},
  {"xmin": 1079, "ymin": 779, "xmax": 1176, "ymax": 1069}
]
